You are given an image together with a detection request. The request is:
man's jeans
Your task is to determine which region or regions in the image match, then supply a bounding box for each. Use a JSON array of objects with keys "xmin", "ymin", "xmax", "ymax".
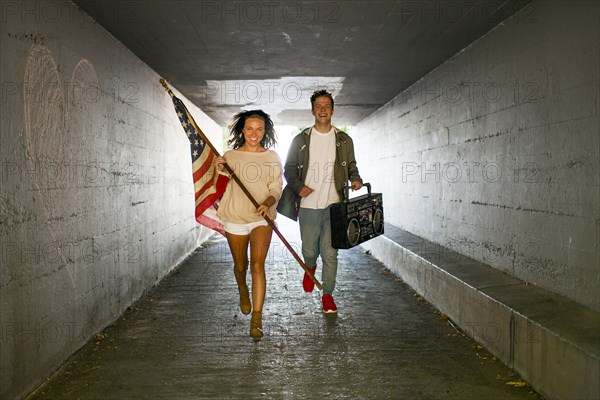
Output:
[{"xmin": 298, "ymin": 206, "xmax": 338, "ymax": 295}]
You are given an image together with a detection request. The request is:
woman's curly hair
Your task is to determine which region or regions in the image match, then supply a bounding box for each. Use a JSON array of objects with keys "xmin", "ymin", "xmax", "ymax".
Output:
[{"xmin": 228, "ymin": 110, "xmax": 277, "ymax": 150}]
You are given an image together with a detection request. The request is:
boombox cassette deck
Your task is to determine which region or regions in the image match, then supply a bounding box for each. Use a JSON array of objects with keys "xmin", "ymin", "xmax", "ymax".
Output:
[{"xmin": 330, "ymin": 183, "xmax": 384, "ymax": 249}]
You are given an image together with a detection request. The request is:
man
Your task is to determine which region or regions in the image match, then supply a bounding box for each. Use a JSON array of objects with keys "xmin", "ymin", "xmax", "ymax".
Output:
[{"xmin": 282, "ymin": 89, "xmax": 362, "ymax": 313}]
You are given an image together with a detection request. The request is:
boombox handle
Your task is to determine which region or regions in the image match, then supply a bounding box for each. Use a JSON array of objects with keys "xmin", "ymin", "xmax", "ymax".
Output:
[{"xmin": 341, "ymin": 182, "xmax": 371, "ymax": 202}]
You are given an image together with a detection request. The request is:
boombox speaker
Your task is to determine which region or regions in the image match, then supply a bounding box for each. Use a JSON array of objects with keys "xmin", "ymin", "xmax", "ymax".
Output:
[{"xmin": 330, "ymin": 183, "xmax": 384, "ymax": 249}]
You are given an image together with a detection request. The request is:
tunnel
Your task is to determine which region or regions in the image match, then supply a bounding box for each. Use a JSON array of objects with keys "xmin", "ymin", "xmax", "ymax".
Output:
[{"xmin": 1, "ymin": 1, "xmax": 599, "ymax": 399}]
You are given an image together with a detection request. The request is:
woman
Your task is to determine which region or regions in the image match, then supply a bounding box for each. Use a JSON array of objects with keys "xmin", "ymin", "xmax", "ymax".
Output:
[{"xmin": 215, "ymin": 110, "xmax": 282, "ymax": 339}]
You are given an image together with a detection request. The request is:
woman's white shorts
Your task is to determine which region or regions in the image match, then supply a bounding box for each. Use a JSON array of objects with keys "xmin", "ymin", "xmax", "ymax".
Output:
[{"xmin": 223, "ymin": 219, "xmax": 273, "ymax": 235}]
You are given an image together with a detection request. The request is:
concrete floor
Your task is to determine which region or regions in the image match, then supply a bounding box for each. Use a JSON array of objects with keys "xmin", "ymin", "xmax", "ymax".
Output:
[{"xmin": 27, "ymin": 218, "xmax": 542, "ymax": 400}]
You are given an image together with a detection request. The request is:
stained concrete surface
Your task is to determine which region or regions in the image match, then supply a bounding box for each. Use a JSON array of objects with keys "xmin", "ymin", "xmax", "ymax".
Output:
[
  {"xmin": 72, "ymin": 0, "xmax": 533, "ymax": 127},
  {"xmin": 27, "ymin": 218, "xmax": 542, "ymax": 400}
]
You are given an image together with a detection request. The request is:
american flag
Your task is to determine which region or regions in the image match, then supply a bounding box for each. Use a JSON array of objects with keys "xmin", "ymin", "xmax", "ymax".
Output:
[{"xmin": 162, "ymin": 80, "xmax": 229, "ymax": 235}]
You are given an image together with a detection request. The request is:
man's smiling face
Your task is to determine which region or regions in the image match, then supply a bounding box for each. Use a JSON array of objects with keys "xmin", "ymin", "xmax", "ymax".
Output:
[{"xmin": 312, "ymin": 96, "xmax": 334, "ymax": 124}]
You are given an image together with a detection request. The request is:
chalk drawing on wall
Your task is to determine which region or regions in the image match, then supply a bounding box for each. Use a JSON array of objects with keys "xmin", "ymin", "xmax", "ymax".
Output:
[{"xmin": 23, "ymin": 44, "xmax": 100, "ymax": 286}]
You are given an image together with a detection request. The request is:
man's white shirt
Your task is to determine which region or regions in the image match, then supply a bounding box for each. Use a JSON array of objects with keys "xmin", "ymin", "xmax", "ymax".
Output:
[{"xmin": 301, "ymin": 127, "xmax": 340, "ymax": 209}]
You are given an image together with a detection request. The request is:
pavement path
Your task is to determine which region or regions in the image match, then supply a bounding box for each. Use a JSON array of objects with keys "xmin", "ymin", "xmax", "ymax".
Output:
[{"xmin": 28, "ymin": 218, "xmax": 542, "ymax": 399}]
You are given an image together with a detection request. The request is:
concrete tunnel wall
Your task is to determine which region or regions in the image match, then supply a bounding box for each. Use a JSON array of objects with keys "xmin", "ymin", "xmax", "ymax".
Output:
[
  {"xmin": 353, "ymin": 0, "xmax": 599, "ymax": 312},
  {"xmin": 0, "ymin": 3, "xmax": 221, "ymax": 399},
  {"xmin": 1, "ymin": 0, "xmax": 598, "ymax": 399}
]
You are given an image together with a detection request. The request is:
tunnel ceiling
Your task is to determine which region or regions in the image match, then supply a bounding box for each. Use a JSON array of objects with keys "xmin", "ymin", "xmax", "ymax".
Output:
[{"xmin": 73, "ymin": 0, "xmax": 531, "ymax": 127}]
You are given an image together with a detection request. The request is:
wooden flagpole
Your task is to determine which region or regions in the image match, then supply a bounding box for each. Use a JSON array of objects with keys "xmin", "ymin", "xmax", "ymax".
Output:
[{"xmin": 160, "ymin": 79, "xmax": 322, "ymax": 290}]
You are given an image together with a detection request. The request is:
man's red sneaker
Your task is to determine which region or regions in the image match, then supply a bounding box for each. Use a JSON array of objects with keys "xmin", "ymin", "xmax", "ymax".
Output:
[
  {"xmin": 322, "ymin": 294, "xmax": 337, "ymax": 314},
  {"xmin": 303, "ymin": 266, "xmax": 317, "ymax": 292}
]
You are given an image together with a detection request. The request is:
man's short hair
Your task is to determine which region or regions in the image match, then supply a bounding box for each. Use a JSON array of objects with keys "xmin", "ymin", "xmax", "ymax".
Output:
[{"xmin": 310, "ymin": 90, "xmax": 334, "ymax": 109}]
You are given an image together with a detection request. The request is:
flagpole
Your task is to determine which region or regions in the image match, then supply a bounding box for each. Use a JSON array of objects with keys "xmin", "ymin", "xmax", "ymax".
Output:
[{"xmin": 160, "ymin": 79, "xmax": 322, "ymax": 290}]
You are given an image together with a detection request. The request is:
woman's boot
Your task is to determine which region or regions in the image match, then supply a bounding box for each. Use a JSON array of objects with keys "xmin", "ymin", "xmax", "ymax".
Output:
[
  {"xmin": 250, "ymin": 311, "xmax": 263, "ymax": 339},
  {"xmin": 234, "ymin": 268, "xmax": 251, "ymax": 315}
]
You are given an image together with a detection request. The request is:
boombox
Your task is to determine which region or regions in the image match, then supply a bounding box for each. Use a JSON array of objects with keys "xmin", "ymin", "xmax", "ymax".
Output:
[{"xmin": 330, "ymin": 183, "xmax": 384, "ymax": 249}]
